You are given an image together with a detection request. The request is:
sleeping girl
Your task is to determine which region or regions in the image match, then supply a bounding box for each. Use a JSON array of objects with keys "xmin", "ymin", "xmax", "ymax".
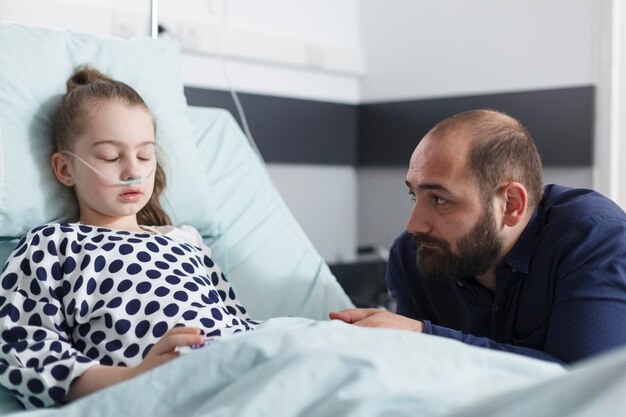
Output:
[{"xmin": 0, "ymin": 66, "xmax": 259, "ymax": 409}]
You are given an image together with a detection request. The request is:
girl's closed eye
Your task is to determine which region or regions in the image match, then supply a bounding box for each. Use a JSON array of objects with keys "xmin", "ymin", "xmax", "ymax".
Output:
[{"xmin": 100, "ymin": 155, "xmax": 119, "ymax": 162}]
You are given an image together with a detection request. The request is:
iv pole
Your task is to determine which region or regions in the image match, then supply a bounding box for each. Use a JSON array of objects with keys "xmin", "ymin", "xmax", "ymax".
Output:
[{"xmin": 150, "ymin": 0, "xmax": 159, "ymax": 38}]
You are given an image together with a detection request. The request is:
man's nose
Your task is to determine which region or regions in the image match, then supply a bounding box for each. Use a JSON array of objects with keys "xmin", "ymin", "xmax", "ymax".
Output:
[{"xmin": 406, "ymin": 202, "xmax": 432, "ymax": 234}]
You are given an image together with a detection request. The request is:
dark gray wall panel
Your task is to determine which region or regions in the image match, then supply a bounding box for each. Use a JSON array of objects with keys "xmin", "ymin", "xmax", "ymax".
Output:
[
  {"xmin": 184, "ymin": 86, "xmax": 594, "ymax": 167},
  {"xmin": 358, "ymin": 86, "xmax": 595, "ymax": 167},
  {"xmin": 184, "ymin": 87, "xmax": 358, "ymax": 165}
]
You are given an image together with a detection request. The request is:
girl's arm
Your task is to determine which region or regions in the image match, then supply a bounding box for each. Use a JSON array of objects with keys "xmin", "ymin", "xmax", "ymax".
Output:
[
  {"xmin": 65, "ymin": 326, "xmax": 204, "ymax": 402},
  {"xmin": 64, "ymin": 364, "xmax": 135, "ymax": 402}
]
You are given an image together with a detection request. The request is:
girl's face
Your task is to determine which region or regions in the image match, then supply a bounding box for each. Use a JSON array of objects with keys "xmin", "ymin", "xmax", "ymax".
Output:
[{"xmin": 54, "ymin": 100, "xmax": 157, "ymax": 229}]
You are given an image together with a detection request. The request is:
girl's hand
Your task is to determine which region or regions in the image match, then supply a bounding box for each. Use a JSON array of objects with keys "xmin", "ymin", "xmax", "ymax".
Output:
[
  {"xmin": 132, "ymin": 326, "xmax": 204, "ymax": 376},
  {"xmin": 66, "ymin": 326, "xmax": 205, "ymax": 402}
]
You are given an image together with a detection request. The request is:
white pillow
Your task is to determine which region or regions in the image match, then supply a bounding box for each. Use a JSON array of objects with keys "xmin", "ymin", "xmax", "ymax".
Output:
[{"xmin": 0, "ymin": 23, "xmax": 221, "ymax": 239}]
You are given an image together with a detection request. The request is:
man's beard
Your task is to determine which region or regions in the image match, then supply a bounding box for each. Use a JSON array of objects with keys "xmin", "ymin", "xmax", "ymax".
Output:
[{"xmin": 413, "ymin": 205, "xmax": 503, "ymax": 281}]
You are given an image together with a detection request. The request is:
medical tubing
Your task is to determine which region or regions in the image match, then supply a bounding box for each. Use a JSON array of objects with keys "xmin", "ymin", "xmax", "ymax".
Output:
[
  {"xmin": 61, "ymin": 151, "xmax": 156, "ymax": 186},
  {"xmin": 208, "ymin": 0, "xmax": 263, "ymax": 161}
]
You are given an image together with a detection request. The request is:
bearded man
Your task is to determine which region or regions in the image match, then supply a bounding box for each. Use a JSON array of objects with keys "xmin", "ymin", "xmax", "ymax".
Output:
[{"xmin": 330, "ymin": 109, "xmax": 626, "ymax": 364}]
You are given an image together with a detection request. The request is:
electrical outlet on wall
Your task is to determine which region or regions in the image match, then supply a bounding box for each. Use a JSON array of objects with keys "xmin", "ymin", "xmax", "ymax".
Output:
[
  {"xmin": 111, "ymin": 12, "xmax": 148, "ymax": 39},
  {"xmin": 177, "ymin": 20, "xmax": 202, "ymax": 50},
  {"xmin": 306, "ymin": 45, "xmax": 325, "ymax": 69},
  {"xmin": 207, "ymin": 0, "xmax": 227, "ymax": 22},
  {"xmin": 176, "ymin": 20, "xmax": 218, "ymax": 53}
]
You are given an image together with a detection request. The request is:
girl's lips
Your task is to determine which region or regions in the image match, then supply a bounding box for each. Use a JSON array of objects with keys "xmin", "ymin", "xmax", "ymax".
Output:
[{"xmin": 119, "ymin": 188, "xmax": 142, "ymax": 202}]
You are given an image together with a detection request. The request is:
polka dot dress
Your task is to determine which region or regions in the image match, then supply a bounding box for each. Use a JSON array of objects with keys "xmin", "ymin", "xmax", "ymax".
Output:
[{"xmin": 0, "ymin": 223, "xmax": 259, "ymax": 409}]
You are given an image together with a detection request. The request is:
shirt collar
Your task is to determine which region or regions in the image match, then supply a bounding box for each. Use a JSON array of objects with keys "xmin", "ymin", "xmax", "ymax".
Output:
[{"xmin": 499, "ymin": 206, "xmax": 540, "ymax": 275}]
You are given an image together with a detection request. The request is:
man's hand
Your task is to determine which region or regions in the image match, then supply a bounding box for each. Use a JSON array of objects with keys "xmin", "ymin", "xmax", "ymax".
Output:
[{"xmin": 329, "ymin": 308, "xmax": 424, "ymax": 332}]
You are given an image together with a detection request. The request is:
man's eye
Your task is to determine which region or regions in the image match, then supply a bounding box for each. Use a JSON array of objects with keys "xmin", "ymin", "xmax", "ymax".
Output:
[
  {"xmin": 408, "ymin": 191, "xmax": 416, "ymax": 202},
  {"xmin": 101, "ymin": 156, "xmax": 119, "ymax": 162},
  {"xmin": 433, "ymin": 197, "xmax": 448, "ymax": 205}
]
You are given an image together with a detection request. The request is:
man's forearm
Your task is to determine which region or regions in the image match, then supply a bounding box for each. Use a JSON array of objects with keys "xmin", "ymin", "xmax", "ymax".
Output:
[{"xmin": 425, "ymin": 321, "xmax": 563, "ymax": 364}]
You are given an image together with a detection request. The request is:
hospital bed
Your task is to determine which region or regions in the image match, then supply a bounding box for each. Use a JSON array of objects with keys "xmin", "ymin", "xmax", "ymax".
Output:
[{"xmin": 0, "ymin": 23, "xmax": 625, "ymax": 416}]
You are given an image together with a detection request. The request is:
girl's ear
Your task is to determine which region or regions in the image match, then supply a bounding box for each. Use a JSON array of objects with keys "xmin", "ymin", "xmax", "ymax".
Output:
[{"xmin": 51, "ymin": 153, "xmax": 75, "ymax": 187}]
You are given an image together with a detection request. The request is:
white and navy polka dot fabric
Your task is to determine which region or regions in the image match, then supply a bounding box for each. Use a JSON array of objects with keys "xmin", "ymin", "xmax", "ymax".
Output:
[{"xmin": 0, "ymin": 223, "xmax": 258, "ymax": 409}]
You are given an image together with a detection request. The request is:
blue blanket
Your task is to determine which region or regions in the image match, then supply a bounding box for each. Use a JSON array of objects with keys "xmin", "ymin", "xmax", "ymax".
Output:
[{"xmin": 0, "ymin": 318, "xmax": 573, "ymax": 416}]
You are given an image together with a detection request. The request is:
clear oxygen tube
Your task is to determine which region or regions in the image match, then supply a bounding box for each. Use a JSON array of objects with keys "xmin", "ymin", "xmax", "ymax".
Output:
[{"xmin": 62, "ymin": 151, "xmax": 156, "ymax": 187}]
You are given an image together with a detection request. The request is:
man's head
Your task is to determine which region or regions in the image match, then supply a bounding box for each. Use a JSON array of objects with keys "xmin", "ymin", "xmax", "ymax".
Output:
[{"xmin": 405, "ymin": 109, "xmax": 543, "ymax": 281}]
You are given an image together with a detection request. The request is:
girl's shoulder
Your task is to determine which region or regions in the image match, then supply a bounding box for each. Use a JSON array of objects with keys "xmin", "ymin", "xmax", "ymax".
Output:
[
  {"xmin": 144, "ymin": 224, "xmax": 205, "ymax": 249},
  {"xmin": 6, "ymin": 223, "xmax": 80, "ymax": 264},
  {"xmin": 22, "ymin": 222, "xmax": 80, "ymax": 240}
]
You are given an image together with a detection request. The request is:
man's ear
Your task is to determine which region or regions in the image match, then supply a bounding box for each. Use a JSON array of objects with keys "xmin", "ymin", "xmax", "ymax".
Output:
[
  {"xmin": 500, "ymin": 182, "xmax": 528, "ymax": 227},
  {"xmin": 51, "ymin": 152, "xmax": 75, "ymax": 187}
]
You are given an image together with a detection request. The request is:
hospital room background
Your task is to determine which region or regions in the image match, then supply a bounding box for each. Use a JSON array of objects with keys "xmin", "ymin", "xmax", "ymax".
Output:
[{"xmin": 1, "ymin": 0, "xmax": 625, "ymax": 307}]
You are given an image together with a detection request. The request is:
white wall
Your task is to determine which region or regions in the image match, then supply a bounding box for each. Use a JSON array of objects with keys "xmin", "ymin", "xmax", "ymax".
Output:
[
  {"xmin": 160, "ymin": 0, "xmax": 363, "ymax": 103},
  {"xmin": 359, "ymin": 0, "xmax": 599, "ymax": 102},
  {"xmin": 593, "ymin": 0, "xmax": 618, "ymax": 206},
  {"xmin": 0, "ymin": 0, "xmax": 362, "ymax": 103},
  {"xmin": 357, "ymin": 168, "xmax": 411, "ymax": 249},
  {"xmin": 615, "ymin": 0, "xmax": 626, "ymax": 209},
  {"xmin": 267, "ymin": 165, "xmax": 357, "ymax": 262}
]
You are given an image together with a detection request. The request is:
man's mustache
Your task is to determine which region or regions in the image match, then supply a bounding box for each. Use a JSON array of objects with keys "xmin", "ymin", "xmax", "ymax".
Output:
[{"xmin": 411, "ymin": 233, "xmax": 451, "ymax": 251}]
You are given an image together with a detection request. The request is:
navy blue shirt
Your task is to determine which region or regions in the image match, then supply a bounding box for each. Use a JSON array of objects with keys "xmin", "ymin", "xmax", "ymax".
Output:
[{"xmin": 386, "ymin": 185, "xmax": 626, "ymax": 364}]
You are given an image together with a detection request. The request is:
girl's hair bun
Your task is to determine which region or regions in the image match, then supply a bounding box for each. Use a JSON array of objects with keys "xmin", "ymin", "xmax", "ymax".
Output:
[{"xmin": 67, "ymin": 65, "xmax": 112, "ymax": 91}]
